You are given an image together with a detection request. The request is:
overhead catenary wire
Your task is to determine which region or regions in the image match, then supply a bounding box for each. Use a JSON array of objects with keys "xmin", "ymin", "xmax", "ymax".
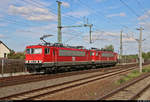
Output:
[
  {"xmin": 119, "ymin": 0, "xmax": 148, "ymax": 24},
  {"xmin": 64, "ymin": 30, "xmax": 85, "ymax": 44},
  {"xmin": 78, "ymin": 0, "xmax": 137, "ymax": 42},
  {"xmin": 78, "ymin": 0, "xmax": 138, "ymax": 43},
  {"xmin": 0, "ymin": 0, "xmax": 83, "ymax": 43},
  {"xmin": 119, "ymin": 0, "xmax": 140, "ymax": 17},
  {"xmin": 22, "ymin": 0, "xmax": 57, "ymax": 17},
  {"xmin": 136, "ymin": 0, "xmax": 147, "ymax": 13},
  {"xmin": 119, "ymin": 0, "xmax": 150, "ymax": 53},
  {"xmin": 78, "ymin": 0, "xmax": 129, "ymax": 29},
  {"xmin": 23, "ymin": 0, "xmax": 83, "ymax": 24},
  {"xmin": 22, "ymin": 0, "xmax": 86, "ymax": 31},
  {"xmin": 5, "ymin": 0, "xmax": 129, "ymax": 41},
  {"xmin": 119, "ymin": 0, "xmax": 150, "ymax": 48},
  {"xmin": 0, "ymin": 0, "xmax": 79, "ymax": 28},
  {"xmin": 0, "ymin": 17, "xmax": 31, "ymax": 27},
  {"xmin": 27, "ymin": 0, "xmax": 91, "ymax": 43},
  {"xmin": 2, "ymin": 0, "xmax": 145, "ymax": 51}
]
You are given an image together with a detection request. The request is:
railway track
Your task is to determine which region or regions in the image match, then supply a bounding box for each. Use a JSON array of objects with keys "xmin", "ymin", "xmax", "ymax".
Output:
[
  {"xmin": 0, "ymin": 64, "xmax": 138, "ymax": 88},
  {"xmin": 0, "ymin": 65, "xmax": 139, "ymax": 100},
  {"xmin": 131, "ymin": 82, "xmax": 150, "ymax": 100},
  {"xmin": 98, "ymin": 71, "xmax": 150, "ymax": 100}
]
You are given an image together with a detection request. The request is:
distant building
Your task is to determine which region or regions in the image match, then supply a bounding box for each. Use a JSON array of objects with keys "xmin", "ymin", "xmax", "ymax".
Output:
[{"xmin": 0, "ymin": 41, "xmax": 11, "ymax": 58}]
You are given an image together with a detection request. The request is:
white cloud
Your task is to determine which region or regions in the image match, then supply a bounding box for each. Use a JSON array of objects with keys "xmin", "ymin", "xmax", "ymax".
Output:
[
  {"xmin": 143, "ymin": 44, "xmax": 150, "ymax": 52},
  {"xmin": 65, "ymin": 10, "xmax": 90, "ymax": 18},
  {"xmin": 0, "ymin": 34, "xmax": 4, "ymax": 38},
  {"xmin": 107, "ymin": 12, "xmax": 126, "ymax": 18},
  {"xmin": 75, "ymin": 21, "xmax": 84, "ymax": 25},
  {"xmin": 0, "ymin": 0, "xmax": 12, "ymax": 8},
  {"xmin": 138, "ymin": 10, "xmax": 150, "ymax": 20},
  {"xmin": 73, "ymin": 0, "xmax": 79, "ymax": 3},
  {"xmin": 123, "ymin": 37, "xmax": 136, "ymax": 42},
  {"xmin": 93, "ymin": 31, "xmax": 119, "ymax": 37},
  {"xmin": 26, "ymin": 14, "xmax": 56, "ymax": 21},
  {"xmin": 0, "ymin": 23, "xmax": 8, "ymax": 27},
  {"xmin": 16, "ymin": 23, "xmax": 57, "ymax": 37},
  {"xmin": 83, "ymin": 31, "xmax": 119, "ymax": 43},
  {"xmin": 62, "ymin": 2, "xmax": 70, "ymax": 8},
  {"xmin": 103, "ymin": 32, "xmax": 119, "ymax": 37},
  {"xmin": 0, "ymin": 14, "xmax": 3, "ymax": 18},
  {"xmin": 24, "ymin": 0, "xmax": 51, "ymax": 8},
  {"xmin": 139, "ymin": 22, "xmax": 150, "ymax": 31},
  {"xmin": 138, "ymin": 15, "xmax": 149, "ymax": 20},
  {"xmin": 8, "ymin": 5, "xmax": 49, "ymax": 15},
  {"xmin": 29, "ymin": 24, "xmax": 57, "ymax": 32},
  {"xmin": 8, "ymin": 5, "xmax": 57, "ymax": 21},
  {"xmin": 95, "ymin": 0, "xmax": 106, "ymax": 2},
  {"xmin": 107, "ymin": 6, "xmax": 120, "ymax": 10}
]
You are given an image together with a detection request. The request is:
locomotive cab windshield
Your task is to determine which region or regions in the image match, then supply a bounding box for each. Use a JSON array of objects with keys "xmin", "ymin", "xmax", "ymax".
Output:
[
  {"xmin": 25, "ymin": 46, "xmax": 44, "ymax": 64},
  {"xmin": 26, "ymin": 48, "xmax": 42, "ymax": 54}
]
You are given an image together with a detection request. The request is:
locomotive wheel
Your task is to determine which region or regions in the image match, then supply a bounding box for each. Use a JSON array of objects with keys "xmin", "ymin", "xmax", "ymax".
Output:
[
  {"xmin": 52, "ymin": 68, "xmax": 58, "ymax": 74},
  {"xmin": 28, "ymin": 69, "xmax": 33, "ymax": 73},
  {"xmin": 44, "ymin": 68, "xmax": 50, "ymax": 74},
  {"xmin": 92, "ymin": 65, "xmax": 96, "ymax": 69},
  {"xmin": 96, "ymin": 65, "xmax": 99, "ymax": 68}
]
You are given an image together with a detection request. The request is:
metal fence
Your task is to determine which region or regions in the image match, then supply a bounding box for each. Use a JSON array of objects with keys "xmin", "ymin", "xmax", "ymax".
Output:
[
  {"xmin": 118, "ymin": 58, "xmax": 137, "ymax": 64},
  {"xmin": 0, "ymin": 59, "xmax": 26, "ymax": 76}
]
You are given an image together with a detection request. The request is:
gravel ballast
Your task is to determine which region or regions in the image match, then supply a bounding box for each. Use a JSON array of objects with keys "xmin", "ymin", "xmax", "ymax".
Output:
[
  {"xmin": 137, "ymin": 87, "xmax": 150, "ymax": 100},
  {"xmin": 34, "ymin": 69, "xmax": 135, "ymax": 100},
  {"xmin": 0, "ymin": 67, "xmax": 137, "ymax": 100},
  {"xmin": 0, "ymin": 69, "xmax": 106, "ymax": 98},
  {"xmin": 106, "ymin": 75, "xmax": 150, "ymax": 100}
]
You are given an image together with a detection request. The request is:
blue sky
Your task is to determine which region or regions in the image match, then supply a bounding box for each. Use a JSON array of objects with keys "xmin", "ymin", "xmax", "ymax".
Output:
[{"xmin": 0, "ymin": 0, "xmax": 150, "ymax": 55}]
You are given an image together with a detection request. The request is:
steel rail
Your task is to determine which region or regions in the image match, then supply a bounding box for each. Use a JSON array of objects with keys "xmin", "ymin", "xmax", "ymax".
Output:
[
  {"xmin": 0, "ymin": 64, "xmax": 137, "ymax": 88},
  {"xmin": 0, "ymin": 66, "xmax": 138, "ymax": 100},
  {"xmin": 130, "ymin": 82, "xmax": 150, "ymax": 100},
  {"xmin": 98, "ymin": 72, "xmax": 150, "ymax": 100}
]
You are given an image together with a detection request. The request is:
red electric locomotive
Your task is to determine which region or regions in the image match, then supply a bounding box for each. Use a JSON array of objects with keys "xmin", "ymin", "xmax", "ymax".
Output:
[{"xmin": 25, "ymin": 43, "xmax": 118, "ymax": 73}]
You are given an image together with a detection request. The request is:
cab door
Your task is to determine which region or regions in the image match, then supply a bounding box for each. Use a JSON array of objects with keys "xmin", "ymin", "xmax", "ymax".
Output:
[
  {"xmin": 52, "ymin": 48, "xmax": 58, "ymax": 64},
  {"xmin": 52, "ymin": 48, "xmax": 56, "ymax": 62},
  {"xmin": 86, "ymin": 51, "xmax": 89, "ymax": 62},
  {"xmin": 44, "ymin": 47, "xmax": 51, "ymax": 62},
  {"xmin": 91, "ymin": 51, "xmax": 96, "ymax": 62}
]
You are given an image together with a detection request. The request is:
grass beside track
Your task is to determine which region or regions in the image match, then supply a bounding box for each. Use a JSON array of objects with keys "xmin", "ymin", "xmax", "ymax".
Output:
[{"xmin": 116, "ymin": 65, "xmax": 150, "ymax": 85}]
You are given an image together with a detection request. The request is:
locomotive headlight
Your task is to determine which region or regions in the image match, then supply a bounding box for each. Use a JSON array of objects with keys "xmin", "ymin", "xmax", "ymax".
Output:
[
  {"xmin": 25, "ymin": 60, "xmax": 29, "ymax": 63},
  {"xmin": 36, "ymin": 60, "xmax": 42, "ymax": 63},
  {"xmin": 38, "ymin": 60, "xmax": 42, "ymax": 63},
  {"xmin": 25, "ymin": 60, "xmax": 42, "ymax": 63},
  {"xmin": 92, "ymin": 53, "xmax": 95, "ymax": 56}
]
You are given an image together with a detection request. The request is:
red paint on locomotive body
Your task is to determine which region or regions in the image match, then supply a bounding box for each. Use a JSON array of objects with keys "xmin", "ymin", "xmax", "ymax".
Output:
[
  {"xmin": 25, "ymin": 44, "xmax": 118, "ymax": 73},
  {"xmin": 26, "ymin": 45, "xmax": 44, "ymax": 62}
]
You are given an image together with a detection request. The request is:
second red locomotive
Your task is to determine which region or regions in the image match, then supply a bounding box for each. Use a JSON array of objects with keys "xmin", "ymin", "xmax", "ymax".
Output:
[{"xmin": 25, "ymin": 43, "xmax": 118, "ymax": 73}]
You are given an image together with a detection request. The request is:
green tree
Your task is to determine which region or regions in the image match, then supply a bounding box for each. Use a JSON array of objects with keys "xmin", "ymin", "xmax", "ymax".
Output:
[
  {"xmin": 142, "ymin": 52, "xmax": 150, "ymax": 61},
  {"xmin": 8, "ymin": 50, "xmax": 25, "ymax": 59},
  {"xmin": 102, "ymin": 45, "xmax": 114, "ymax": 52}
]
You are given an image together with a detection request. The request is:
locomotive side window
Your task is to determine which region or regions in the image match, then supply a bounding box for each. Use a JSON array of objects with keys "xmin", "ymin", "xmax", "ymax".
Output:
[
  {"xmin": 96, "ymin": 52, "xmax": 98, "ymax": 56},
  {"xmin": 59, "ymin": 50, "xmax": 85, "ymax": 56},
  {"xmin": 90, "ymin": 52, "xmax": 92, "ymax": 56},
  {"xmin": 45, "ymin": 48, "xmax": 50, "ymax": 54},
  {"xmin": 90, "ymin": 52, "xmax": 95, "ymax": 56},
  {"xmin": 31, "ymin": 49, "xmax": 34, "ymax": 54},
  {"xmin": 27, "ymin": 48, "xmax": 42, "ymax": 54},
  {"xmin": 26, "ymin": 49, "xmax": 30, "ymax": 54},
  {"xmin": 102, "ymin": 53, "xmax": 114, "ymax": 57},
  {"xmin": 53, "ymin": 50, "xmax": 55, "ymax": 56}
]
